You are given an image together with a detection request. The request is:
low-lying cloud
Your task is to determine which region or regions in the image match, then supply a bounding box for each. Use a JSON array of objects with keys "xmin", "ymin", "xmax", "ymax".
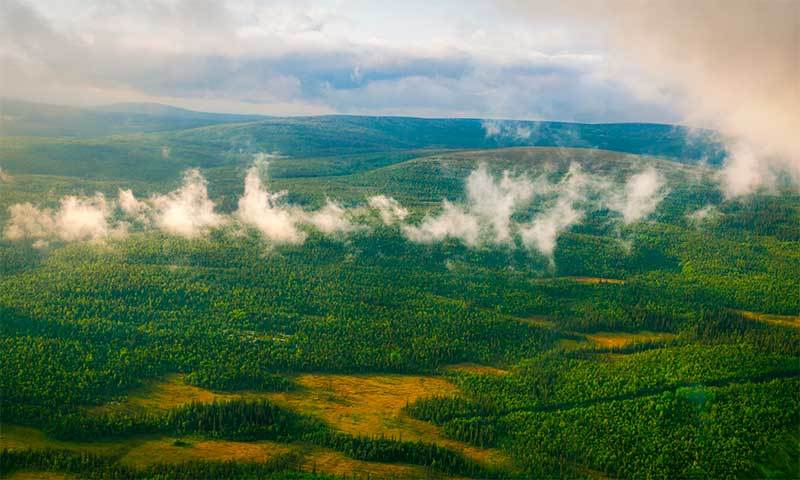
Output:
[
  {"xmin": 236, "ymin": 160, "xmax": 305, "ymax": 244},
  {"xmin": 368, "ymin": 195, "xmax": 408, "ymax": 225},
  {"xmin": 4, "ymin": 193, "xmax": 121, "ymax": 247},
  {"xmin": 509, "ymin": 0, "xmax": 800, "ymax": 197},
  {"xmin": 609, "ymin": 168, "xmax": 667, "ymax": 224},
  {"xmin": 151, "ymin": 169, "xmax": 226, "ymax": 238},
  {"xmin": 520, "ymin": 163, "xmax": 589, "ymax": 257},
  {"xmin": 4, "ymin": 156, "xmax": 671, "ymax": 260}
]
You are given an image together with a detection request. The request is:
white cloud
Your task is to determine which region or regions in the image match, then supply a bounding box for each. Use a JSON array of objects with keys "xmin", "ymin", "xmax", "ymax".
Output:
[
  {"xmin": 235, "ymin": 161, "xmax": 305, "ymax": 244},
  {"xmin": 4, "ymin": 203, "xmax": 56, "ymax": 241},
  {"xmin": 465, "ymin": 163, "xmax": 535, "ymax": 243},
  {"xmin": 301, "ymin": 200, "xmax": 356, "ymax": 235},
  {"xmin": 55, "ymin": 193, "xmax": 117, "ymax": 242},
  {"xmin": 4, "ymin": 193, "xmax": 120, "ymax": 243},
  {"xmin": 686, "ymin": 204, "xmax": 718, "ymax": 226},
  {"xmin": 520, "ymin": 162, "xmax": 588, "ymax": 256},
  {"xmin": 402, "ymin": 163, "xmax": 537, "ymax": 247},
  {"xmin": 402, "ymin": 201, "xmax": 481, "ymax": 247},
  {"xmin": 520, "ymin": 196, "xmax": 582, "ymax": 258},
  {"xmin": 510, "ymin": 0, "xmax": 800, "ymax": 196},
  {"xmin": 481, "ymin": 120, "xmax": 535, "ymax": 141},
  {"xmin": 118, "ymin": 188, "xmax": 150, "ymax": 221},
  {"xmin": 151, "ymin": 169, "xmax": 225, "ymax": 238},
  {"xmin": 368, "ymin": 195, "xmax": 408, "ymax": 225},
  {"xmin": 608, "ymin": 167, "xmax": 667, "ymax": 223}
]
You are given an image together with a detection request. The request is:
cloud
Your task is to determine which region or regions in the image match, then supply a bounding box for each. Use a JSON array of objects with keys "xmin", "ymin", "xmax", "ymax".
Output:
[
  {"xmin": 1, "ymin": 0, "xmax": 677, "ymax": 122},
  {"xmin": 465, "ymin": 163, "xmax": 535, "ymax": 243},
  {"xmin": 235, "ymin": 160, "xmax": 305, "ymax": 244},
  {"xmin": 509, "ymin": 0, "xmax": 800, "ymax": 196},
  {"xmin": 368, "ymin": 195, "xmax": 408, "ymax": 225},
  {"xmin": 55, "ymin": 194, "xmax": 118, "ymax": 242},
  {"xmin": 520, "ymin": 162, "xmax": 588, "ymax": 256},
  {"xmin": 607, "ymin": 167, "xmax": 667, "ymax": 224},
  {"xmin": 686, "ymin": 204, "xmax": 718, "ymax": 227},
  {"xmin": 481, "ymin": 120, "xmax": 535, "ymax": 141},
  {"xmin": 151, "ymin": 169, "xmax": 225, "ymax": 238},
  {"xmin": 4, "ymin": 203, "xmax": 56, "ymax": 241},
  {"xmin": 401, "ymin": 163, "xmax": 536, "ymax": 246},
  {"xmin": 301, "ymin": 200, "xmax": 356, "ymax": 236},
  {"xmin": 402, "ymin": 201, "xmax": 481, "ymax": 246},
  {"xmin": 4, "ymin": 193, "xmax": 120, "ymax": 243},
  {"xmin": 2, "ymin": 159, "xmax": 672, "ymax": 257},
  {"xmin": 118, "ymin": 188, "xmax": 150, "ymax": 221}
]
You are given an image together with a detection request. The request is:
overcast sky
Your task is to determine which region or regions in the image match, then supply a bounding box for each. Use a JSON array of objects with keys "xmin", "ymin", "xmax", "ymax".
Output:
[{"xmin": 1, "ymin": 0, "xmax": 684, "ymax": 122}]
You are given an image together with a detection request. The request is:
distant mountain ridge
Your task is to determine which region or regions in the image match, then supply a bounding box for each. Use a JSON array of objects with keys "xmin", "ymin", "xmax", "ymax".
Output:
[
  {"xmin": 0, "ymin": 99, "xmax": 726, "ymax": 165},
  {"xmin": 0, "ymin": 99, "xmax": 266, "ymax": 137}
]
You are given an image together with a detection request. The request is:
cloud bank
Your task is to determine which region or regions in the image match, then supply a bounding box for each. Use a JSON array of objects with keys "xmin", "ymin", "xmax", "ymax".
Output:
[
  {"xmin": 1, "ymin": 0, "xmax": 676, "ymax": 122},
  {"xmin": 509, "ymin": 0, "xmax": 800, "ymax": 196},
  {"xmin": 3, "ymin": 193, "xmax": 121, "ymax": 247},
  {"xmin": 151, "ymin": 169, "xmax": 226, "ymax": 238},
  {"xmin": 236, "ymin": 160, "xmax": 305, "ymax": 244},
  {"xmin": 4, "ymin": 157, "xmax": 672, "ymax": 260}
]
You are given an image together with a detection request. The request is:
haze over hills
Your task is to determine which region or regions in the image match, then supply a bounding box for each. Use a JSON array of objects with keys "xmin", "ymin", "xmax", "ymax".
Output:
[{"xmin": 0, "ymin": 99, "xmax": 726, "ymax": 184}]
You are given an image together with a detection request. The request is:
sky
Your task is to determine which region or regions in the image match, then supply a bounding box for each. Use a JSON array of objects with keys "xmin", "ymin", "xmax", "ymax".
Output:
[
  {"xmin": 1, "ymin": 0, "xmax": 798, "ymax": 195},
  {"xmin": 1, "ymin": 0, "xmax": 677, "ymax": 122}
]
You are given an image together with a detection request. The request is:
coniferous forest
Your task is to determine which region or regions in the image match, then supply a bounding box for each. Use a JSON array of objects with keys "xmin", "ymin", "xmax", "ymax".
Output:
[{"xmin": 1, "ymin": 100, "xmax": 798, "ymax": 479}]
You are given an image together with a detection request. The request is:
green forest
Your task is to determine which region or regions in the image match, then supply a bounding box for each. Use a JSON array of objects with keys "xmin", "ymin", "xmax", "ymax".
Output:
[{"xmin": 0, "ymin": 101, "xmax": 798, "ymax": 479}]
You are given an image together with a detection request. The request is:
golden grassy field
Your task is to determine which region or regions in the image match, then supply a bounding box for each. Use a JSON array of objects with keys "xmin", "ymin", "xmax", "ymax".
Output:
[
  {"xmin": 531, "ymin": 276, "xmax": 625, "ymax": 285},
  {"xmin": 443, "ymin": 363, "xmax": 510, "ymax": 376},
  {"xmin": 0, "ymin": 424, "xmax": 134, "ymax": 456},
  {"xmin": 5, "ymin": 372, "xmax": 518, "ymax": 477},
  {"xmin": 86, "ymin": 373, "xmax": 237, "ymax": 417},
  {"xmin": 558, "ymin": 330, "xmax": 677, "ymax": 350},
  {"xmin": 4, "ymin": 471, "xmax": 78, "ymax": 480},
  {"xmin": 263, "ymin": 374, "xmax": 517, "ymax": 471},
  {"xmin": 738, "ymin": 310, "xmax": 800, "ymax": 329}
]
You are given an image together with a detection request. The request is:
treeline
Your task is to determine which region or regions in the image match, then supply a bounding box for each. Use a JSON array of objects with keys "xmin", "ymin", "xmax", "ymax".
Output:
[
  {"xmin": 185, "ymin": 366, "xmax": 295, "ymax": 392},
  {"xmin": 44, "ymin": 399, "xmax": 323, "ymax": 442},
  {"xmin": 0, "ymin": 448, "xmax": 324, "ymax": 480},
  {"xmin": 30, "ymin": 399, "xmax": 490, "ymax": 478}
]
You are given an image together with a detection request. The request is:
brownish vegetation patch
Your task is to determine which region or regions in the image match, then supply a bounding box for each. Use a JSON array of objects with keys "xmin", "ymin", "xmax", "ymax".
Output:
[
  {"xmin": 521, "ymin": 315, "xmax": 555, "ymax": 328},
  {"xmin": 119, "ymin": 437, "xmax": 293, "ymax": 467},
  {"xmin": 0, "ymin": 424, "xmax": 133, "ymax": 457},
  {"xmin": 66, "ymin": 373, "xmax": 516, "ymax": 473},
  {"xmin": 86, "ymin": 374, "xmax": 235, "ymax": 417},
  {"xmin": 564, "ymin": 276, "xmax": 625, "ymax": 285},
  {"xmin": 266, "ymin": 374, "xmax": 458, "ymax": 440},
  {"xmin": 443, "ymin": 363, "xmax": 509, "ymax": 376},
  {"xmin": 301, "ymin": 446, "xmax": 432, "ymax": 479},
  {"xmin": 4, "ymin": 472, "xmax": 78, "ymax": 480},
  {"xmin": 265, "ymin": 373, "xmax": 517, "ymax": 471},
  {"xmin": 738, "ymin": 310, "xmax": 800, "ymax": 329},
  {"xmin": 559, "ymin": 331, "xmax": 677, "ymax": 350}
]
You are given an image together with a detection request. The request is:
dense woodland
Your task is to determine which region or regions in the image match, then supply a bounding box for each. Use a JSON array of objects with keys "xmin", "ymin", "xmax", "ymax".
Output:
[{"xmin": 0, "ymin": 107, "xmax": 798, "ymax": 479}]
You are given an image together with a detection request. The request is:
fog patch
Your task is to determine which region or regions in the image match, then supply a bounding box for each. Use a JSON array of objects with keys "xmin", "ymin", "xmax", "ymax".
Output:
[
  {"xmin": 236, "ymin": 161, "xmax": 305, "ymax": 244},
  {"xmin": 482, "ymin": 120, "xmax": 536, "ymax": 142},
  {"xmin": 151, "ymin": 169, "xmax": 225, "ymax": 238},
  {"xmin": 520, "ymin": 163, "xmax": 588, "ymax": 257},
  {"xmin": 368, "ymin": 195, "xmax": 408, "ymax": 225},
  {"xmin": 4, "ymin": 193, "xmax": 122, "ymax": 243},
  {"xmin": 301, "ymin": 200, "xmax": 357, "ymax": 236},
  {"xmin": 607, "ymin": 168, "xmax": 668, "ymax": 223},
  {"xmin": 402, "ymin": 201, "xmax": 481, "ymax": 246}
]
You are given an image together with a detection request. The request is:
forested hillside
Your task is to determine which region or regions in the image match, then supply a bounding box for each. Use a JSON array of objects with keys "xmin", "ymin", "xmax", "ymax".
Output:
[{"xmin": 0, "ymin": 107, "xmax": 797, "ymax": 479}]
